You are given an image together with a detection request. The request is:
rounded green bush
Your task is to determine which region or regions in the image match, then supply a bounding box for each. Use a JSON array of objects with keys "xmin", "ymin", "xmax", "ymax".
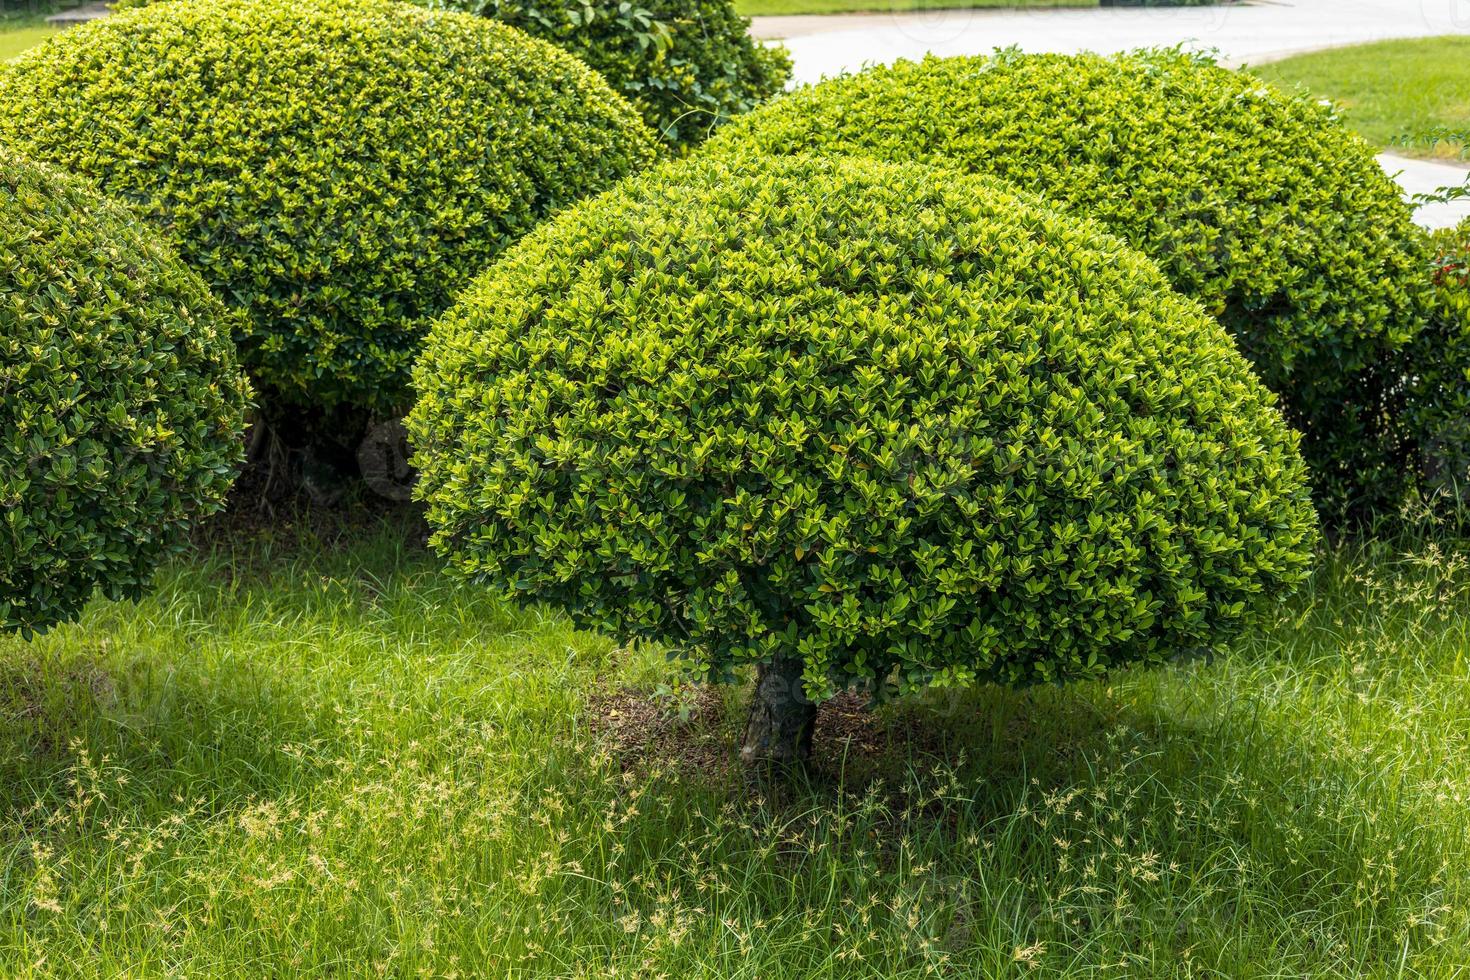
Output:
[
  {"xmin": 1, "ymin": 152, "xmax": 248, "ymax": 636},
  {"xmin": 705, "ymin": 50, "xmax": 1432, "ymax": 521},
  {"xmin": 0, "ymin": 0, "xmax": 658, "ymax": 417},
  {"xmin": 409, "ymin": 156, "xmax": 1318, "ymax": 700},
  {"xmin": 431, "ymin": 0, "xmax": 791, "ymax": 150}
]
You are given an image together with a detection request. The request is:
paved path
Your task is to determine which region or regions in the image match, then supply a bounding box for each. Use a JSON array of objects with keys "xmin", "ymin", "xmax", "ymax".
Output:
[
  {"xmin": 752, "ymin": 0, "xmax": 1470, "ymax": 228},
  {"xmin": 1378, "ymin": 153, "xmax": 1470, "ymax": 229},
  {"xmin": 44, "ymin": 3, "xmax": 110, "ymax": 27},
  {"xmin": 752, "ymin": 0, "xmax": 1470, "ymax": 75}
]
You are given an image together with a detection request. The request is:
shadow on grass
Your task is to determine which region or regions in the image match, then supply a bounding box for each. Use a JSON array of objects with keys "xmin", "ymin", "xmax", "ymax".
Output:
[
  {"xmin": 567, "ymin": 667, "xmax": 1458, "ymax": 972},
  {"xmin": 0, "ymin": 637, "xmax": 338, "ymax": 822},
  {"xmin": 0, "ymin": 511, "xmax": 438, "ymax": 822}
]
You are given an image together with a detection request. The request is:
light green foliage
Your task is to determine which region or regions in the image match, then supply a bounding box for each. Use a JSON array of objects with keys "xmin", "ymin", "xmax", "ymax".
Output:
[
  {"xmin": 706, "ymin": 50, "xmax": 1432, "ymax": 521},
  {"xmin": 118, "ymin": 0, "xmax": 791, "ymax": 152},
  {"xmin": 0, "ymin": 152, "xmax": 248, "ymax": 636},
  {"xmin": 0, "ymin": 0, "xmax": 658, "ymax": 416},
  {"xmin": 427, "ymin": 0, "xmax": 791, "ymax": 150},
  {"xmin": 1407, "ymin": 219, "xmax": 1470, "ymax": 506},
  {"xmin": 410, "ymin": 155, "xmax": 1318, "ymax": 699}
]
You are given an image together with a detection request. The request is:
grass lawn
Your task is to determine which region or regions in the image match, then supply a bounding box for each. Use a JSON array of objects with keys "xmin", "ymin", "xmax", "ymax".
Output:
[
  {"xmin": 735, "ymin": 0, "xmax": 1090, "ymax": 18},
  {"xmin": 0, "ymin": 18, "xmax": 58, "ymax": 61},
  {"xmin": 2, "ymin": 512, "xmax": 1468, "ymax": 975},
  {"xmin": 1252, "ymin": 37, "xmax": 1470, "ymax": 161}
]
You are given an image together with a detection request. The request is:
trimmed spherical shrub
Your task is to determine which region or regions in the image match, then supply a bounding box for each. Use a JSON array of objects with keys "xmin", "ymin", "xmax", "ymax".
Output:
[
  {"xmin": 0, "ymin": 0, "xmax": 658, "ymax": 418},
  {"xmin": 705, "ymin": 49, "xmax": 1432, "ymax": 521},
  {"xmin": 409, "ymin": 156, "xmax": 1318, "ymax": 761},
  {"xmin": 1407, "ymin": 219, "xmax": 1470, "ymax": 509},
  {"xmin": 1, "ymin": 152, "xmax": 248, "ymax": 636}
]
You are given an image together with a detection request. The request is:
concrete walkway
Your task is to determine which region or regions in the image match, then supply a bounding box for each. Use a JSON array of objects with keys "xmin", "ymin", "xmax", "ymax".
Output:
[
  {"xmin": 752, "ymin": 0, "xmax": 1470, "ymax": 228},
  {"xmin": 753, "ymin": 0, "xmax": 1470, "ymax": 77},
  {"xmin": 1378, "ymin": 153, "xmax": 1470, "ymax": 229},
  {"xmin": 44, "ymin": 3, "xmax": 110, "ymax": 27}
]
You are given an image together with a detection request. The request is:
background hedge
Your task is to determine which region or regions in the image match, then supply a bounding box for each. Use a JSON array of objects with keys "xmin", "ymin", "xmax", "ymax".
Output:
[
  {"xmin": 410, "ymin": 156, "xmax": 1318, "ymax": 700},
  {"xmin": 0, "ymin": 0, "xmax": 658, "ymax": 419},
  {"xmin": 428, "ymin": 0, "xmax": 791, "ymax": 150},
  {"xmin": 707, "ymin": 50, "xmax": 1431, "ymax": 522},
  {"xmin": 1408, "ymin": 218, "xmax": 1470, "ymax": 510},
  {"xmin": 1, "ymin": 152, "xmax": 248, "ymax": 636}
]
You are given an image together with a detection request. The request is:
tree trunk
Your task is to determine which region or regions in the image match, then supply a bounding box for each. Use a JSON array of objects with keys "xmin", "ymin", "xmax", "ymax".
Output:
[{"xmin": 741, "ymin": 656, "xmax": 817, "ymax": 768}]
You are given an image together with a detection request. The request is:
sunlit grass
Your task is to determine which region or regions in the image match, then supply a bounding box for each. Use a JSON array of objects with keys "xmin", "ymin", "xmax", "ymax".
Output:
[
  {"xmin": 2, "ymin": 514, "xmax": 1469, "ymax": 975},
  {"xmin": 1252, "ymin": 37, "xmax": 1470, "ymax": 161},
  {"xmin": 0, "ymin": 16, "xmax": 58, "ymax": 61}
]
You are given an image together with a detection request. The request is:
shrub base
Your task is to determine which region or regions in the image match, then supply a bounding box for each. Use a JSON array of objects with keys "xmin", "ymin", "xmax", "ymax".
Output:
[{"xmin": 742, "ymin": 657, "xmax": 819, "ymax": 768}]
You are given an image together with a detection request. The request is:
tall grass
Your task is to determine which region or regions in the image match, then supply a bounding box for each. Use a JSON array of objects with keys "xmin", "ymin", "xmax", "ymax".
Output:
[{"xmin": 1, "ymin": 515, "xmax": 1467, "ymax": 976}]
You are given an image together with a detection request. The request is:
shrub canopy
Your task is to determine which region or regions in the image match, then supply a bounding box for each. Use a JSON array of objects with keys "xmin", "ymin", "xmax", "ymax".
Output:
[
  {"xmin": 0, "ymin": 0, "xmax": 658, "ymax": 416},
  {"xmin": 410, "ymin": 156, "xmax": 1318, "ymax": 699},
  {"xmin": 113, "ymin": 0, "xmax": 789, "ymax": 152},
  {"xmin": 1, "ymin": 152, "xmax": 248, "ymax": 636},
  {"xmin": 706, "ymin": 49, "xmax": 1431, "ymax": 520}
]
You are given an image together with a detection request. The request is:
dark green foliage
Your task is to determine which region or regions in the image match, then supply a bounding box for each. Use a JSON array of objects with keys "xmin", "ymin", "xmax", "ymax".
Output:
[
  {"xmin": 1433, "ymin": 218, "xmax": 1470, "ymax": 285},
  {"xmin": 409, "ymin": 156, "xmax": 1318, "ymax": 701},
  {"xmin": 705, "ymin": 49, "xmax": 1432, "ymax": 521},
  {"xmin": 1407, "ymin": 219, "xmax": 1470, "ymax": 509},
  {"xmin": 421, "ymin": 0, "xmax": 790, "ymax": 150},
  {"xmin": 0, "ymin": 152, "xmax": 248, "ymax": 636},
  {"xmin": 0, "ymin": 0, "xmax": 658, "ymax": 417}
]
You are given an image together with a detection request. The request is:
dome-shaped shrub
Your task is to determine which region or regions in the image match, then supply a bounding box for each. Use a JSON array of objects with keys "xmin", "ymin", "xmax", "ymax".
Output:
[
  {"xmin": 0, "ymin": 0, "xmax": 658, "ymax": 418},
  {"xmin": 705, "ymin": 50, "xmax": 1432, "ymax": 522},
  {"xmin": 1, "ymin": 152, "xmax": 248, "ymax": 636},
  {"xmin": 409, "ymin": 156, "xmax": 1319, "ymax": 764}
]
